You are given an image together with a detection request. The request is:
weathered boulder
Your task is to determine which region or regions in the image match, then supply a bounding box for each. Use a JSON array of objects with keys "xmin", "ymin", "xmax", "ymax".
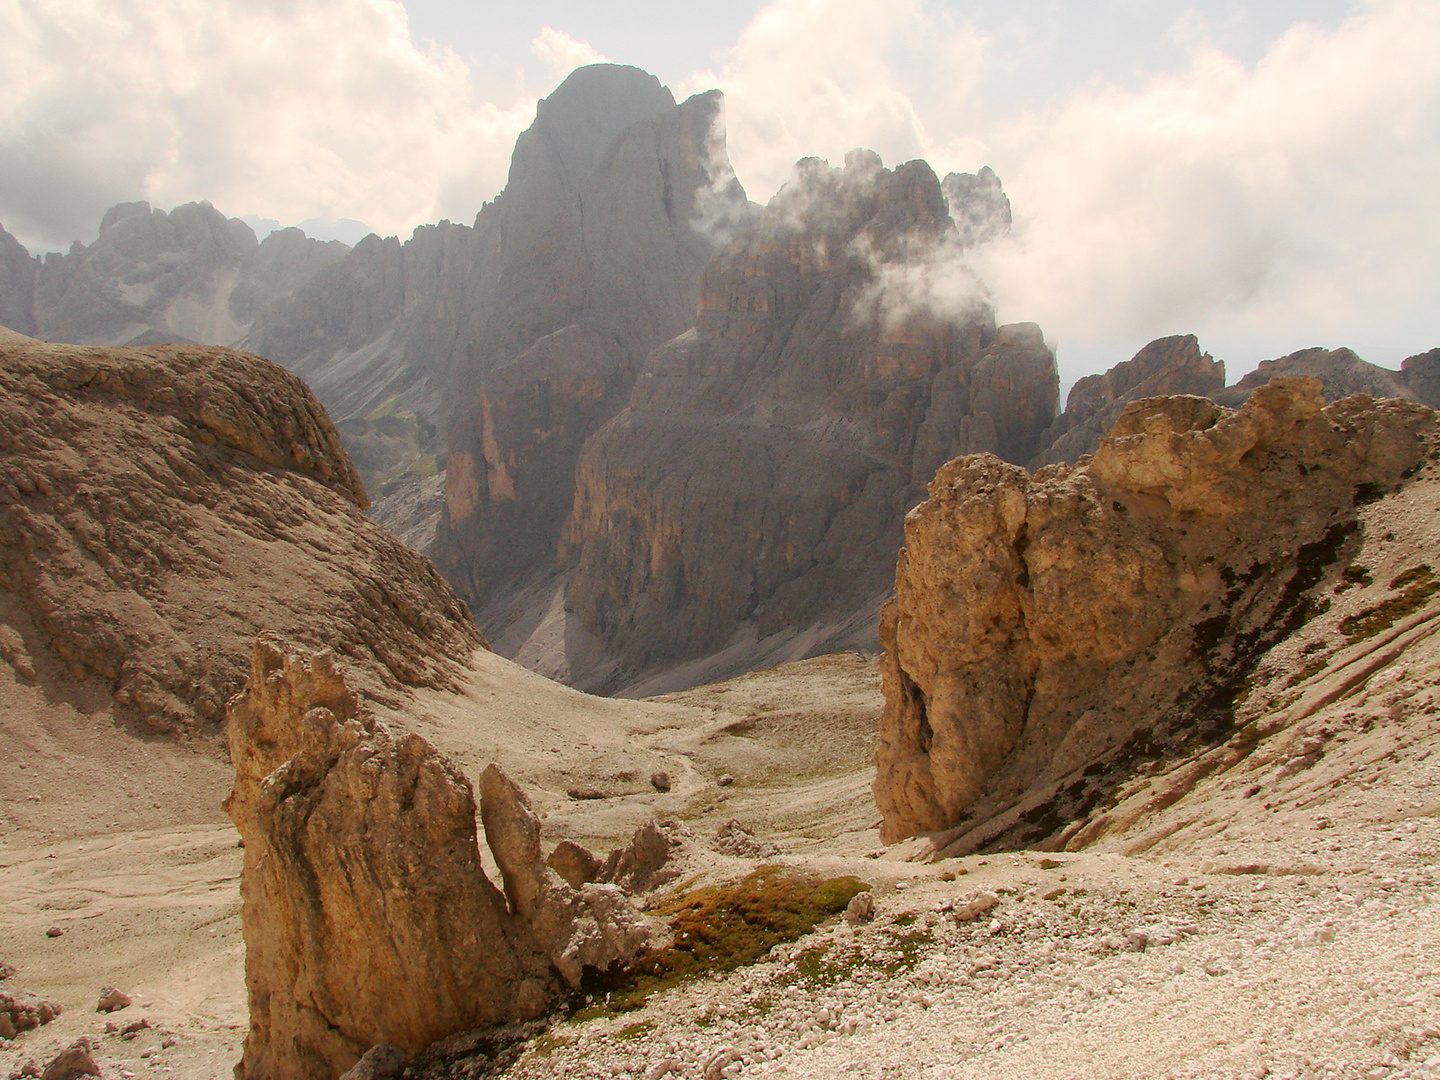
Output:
[
  {"xmin": 0, "ymin": 339, "xmax": 484, "ymax": 732},
  {"xmin": 226, "ymin": 637, "xmax": 664, "ymax": 1080},
  {"xmin": 479, "ymin": 765, "xmax": 666, "ymax": 988},
  {"xmin": 874, "ymin": 378, "xmax": 1437, "ymax": 847},
  {"xmin": 558, "ymin": 151, "xmax": 1057, "ymax": 692},
  {"xmin": 0, "ymin": 986, "xmax": 61, "ymax": 1039},
  {"xmin": 1032, "ymin": 334, "xmax": 1225, "ymax": 467}
]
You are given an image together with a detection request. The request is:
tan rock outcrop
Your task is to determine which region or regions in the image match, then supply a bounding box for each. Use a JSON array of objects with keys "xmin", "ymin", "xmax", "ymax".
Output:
[
  {"xmin": 874, "ymin": 378, "xmax": 1437, "ymax": 848},
  {"xmin": 227, "ymin": 637, "xmax": 663, "ymax": 1080},
  {"xmin": 1031, "ymin": 334, "xmax": 1224, "ymax": 467},
  {"xmin": 0, "ymin": 338, "xmax": 484, "ymax": 732}
]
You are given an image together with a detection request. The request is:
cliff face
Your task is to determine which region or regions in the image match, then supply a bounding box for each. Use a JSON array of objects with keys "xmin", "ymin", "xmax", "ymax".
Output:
[
  {"xmin": 433, "ymin": 68, "xmax": 748, "ymax": 607},
  {"xmin": 874, "ymin": 378, "xmax": 1436, "ymax": 847},
  {"xmin": 0, "ymin": 224, "xmax": 38, "ymax": 335},
  {"xmin": 554, "ymin": 152, "xmax": 1058, "ymax": 693},
  {"xmin": 0, "ymin": 337, "xmax": 483, "ymax": 733}
]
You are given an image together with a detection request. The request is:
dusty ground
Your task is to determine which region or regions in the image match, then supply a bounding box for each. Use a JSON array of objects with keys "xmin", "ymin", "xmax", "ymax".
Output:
[{"xmin": 4, "ymin": 512, "xmax": 1440, "ymax": 1080}]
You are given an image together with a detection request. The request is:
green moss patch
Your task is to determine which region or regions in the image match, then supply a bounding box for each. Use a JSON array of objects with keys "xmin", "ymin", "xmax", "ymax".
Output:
[
  {"xmin": 579, "ymin": 868, "xmax": 869, "ymax": 1015},
  {"xmin": 1340, "ymin": 565, "xmax": 1438, "ymax": 643}
]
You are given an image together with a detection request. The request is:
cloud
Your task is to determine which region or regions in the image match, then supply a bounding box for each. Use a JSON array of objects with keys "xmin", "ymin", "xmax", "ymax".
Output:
[
  {"xmin": 0, "ymin": 0, "xmax": 537, "ymax": 250},
  {"xmin": 684, "ymin": 0, "xmax": 988, "ymax": 200},
  {"xmin": 530, "ymin": 27, "xmax": 610, "ymax": 81},
  {"xmin": 971, "ymin": 0, "xmax": 1440, "ymax": 374}
]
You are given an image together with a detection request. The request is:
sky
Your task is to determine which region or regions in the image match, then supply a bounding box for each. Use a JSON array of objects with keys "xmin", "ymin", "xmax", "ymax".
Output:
[{"xmin": 1, "ymin": 0, "xmax": 1437, "ymax": 384}]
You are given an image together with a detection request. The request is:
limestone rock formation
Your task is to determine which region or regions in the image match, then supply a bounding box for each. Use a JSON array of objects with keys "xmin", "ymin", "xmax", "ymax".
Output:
[
  {"xmin": 225, "ymin": 637, "xmax": 550, "ymax": 1080},
  {"xmin": 874, "ymin": 378, "xmax": 1437, "ymax": 848},
  {"xmin": 243, "ymin": 64, "xmax": 747, "ymax": 535},
  {"xmin": 555, "ymin": 151, "xmax": 1058, "ymax": 692},
  {"xmin": 226, "ymin": 637, "xmax": 664, "ymax": 1080},
  {"xmin": 434, "ymin": 67, "xmax": 749, "ymax": 607},
  {"xmin": 12, "ymin": 202, "xmax": 347, "ymax": 348},
  {"xmin": 0, "ymin": 337, "xmax": 483, "ymax": 732},
  {"xmin": 1212, "ymin": 346, "xmax": 1423, "ymax": 408},
  {"xmin": 1033, "ymin": 335, "xmax": 1225, "ymax": 466}
]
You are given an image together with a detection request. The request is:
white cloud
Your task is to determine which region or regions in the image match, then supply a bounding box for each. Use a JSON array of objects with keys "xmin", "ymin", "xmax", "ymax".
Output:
[
  {"xmin": 971, "ymin": 0, "xmax": 1440, "ymax": 375},
  {"xmin": 530, "ymin": 27, "xmax": 610, "ymax": 81},
  {"xmin": 0, "ymin": 0, "xmax": 537, "ymax": 249},
  {"xmin": 684, "ymin": 0, "xmax": 988, "ymax": 200}
]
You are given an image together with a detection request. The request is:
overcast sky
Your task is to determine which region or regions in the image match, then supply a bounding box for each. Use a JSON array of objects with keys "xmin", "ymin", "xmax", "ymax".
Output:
[{"xmin": 1, "ymin": 0, "xmax": 1436, "ymax": 382}]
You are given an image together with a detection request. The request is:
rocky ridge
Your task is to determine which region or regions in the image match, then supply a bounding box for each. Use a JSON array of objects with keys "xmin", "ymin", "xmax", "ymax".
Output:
[
  {"xmin": 0, "ymin": 337, "xmax": 483, "ymax": 732},
  {"xmin": 874, "ymin": 377, "xmax": 1437, "ymax": 847},
  {"xmin": 1, "ymin": 204, "xmax": 347, "ymax": 349}
]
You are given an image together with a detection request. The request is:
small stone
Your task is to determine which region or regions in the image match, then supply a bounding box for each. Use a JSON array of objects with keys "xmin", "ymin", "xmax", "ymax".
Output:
[
  {"xmin": 44, "ymin": 927, "xmax": 64, "ymax": 939},
  {"xmin": 96, "ymin": 987, "xmax": 131, "ymax": 1013},
  {"xmin": 39, "ymin": 1039, "xmax": 99, "ymax": 1080},
  {"xmin": 844, "ymin": 892, "xmax": 875, "ymax": 925},
  {"xmin": 717, "ymin": 774, "xmax": 734, "ymax": 787},
  {"xmin": 338, "ymin": 1043, "xmax": 407, "ymax": 1080},
  {"xmin": 160, "ymin": 1037, "xmax": 177, "ymax": 1050},
  {"xmin": 1038, "ymin": 858, "xmax": 1062, "ymax": 870},
  {"xmin": 650, "ymin": 772, "xmax": 672, "ymax": 793},
  {"xmin": 645, "ymin": 1057, "xmax": 680, "ymax": 1080},
  {"xmin": 119, "ymin": 1018, "xmax": 150, "ymax": 1039},
  {"xmin": 952, "ymin": 891, "xmax": 1000, "ymax": 921}
]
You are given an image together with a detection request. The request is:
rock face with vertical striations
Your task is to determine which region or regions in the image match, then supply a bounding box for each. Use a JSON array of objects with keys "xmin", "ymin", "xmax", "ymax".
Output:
[
  {"xmin": 0, "ymin": 224, "xmax": 38, "ymax": 336},
  {"xmin": 0, "ymin": 337, "xmax": 483, "ymax": 733},
  {"xmin": 873, "ymin": 378, "xmax": 1437, "ymax": 848},
  {"xmin": 433, "ymin": 66, "xmax": 750, "ymax": 611},
  {"xmin": 553, "ymin": 151, "xmax": 1058, "ymax": 693},
  {"xmin": 226, "ymin": 637, "xmax": 664, "ymax": 1080}
]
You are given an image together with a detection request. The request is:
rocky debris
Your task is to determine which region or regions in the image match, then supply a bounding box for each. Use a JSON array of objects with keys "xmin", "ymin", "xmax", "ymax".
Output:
[
  {"xmin": 95, "ymin": 986, "xmax": 130, "ymax": 1012},
  {"xmin": 560, "ymin": 151, "xmax": 1058, "ymax": 693},
  {"xmin": 713, "ymin": 821, "xmax": 781, "ymax": 859},
  {"xmin": 0, "ymin": 338, "xmax": 485, "ymax": 732},
  {"xmin": 226, "ymin": 637, "xmax": 664, "ymax": 1080},
  {"xmin": 547, "ymin": 840, "xmax": 604, "ymax": 889},
  {"xmin": 117, "ymin": 1018, "xmax": 149, "ymax": 1039},
  {"xmin": 0, "ymin": 961, "xmax": 13, "ymax": 981},
  {"xmin": 479, "ymin": 764, "xmax": 668, "ymax": 987},
  {"xmin": 37, "ymin": 1041, "xmax": 98, "ymax": 1080},
  {"xmin": 1213, "ymin": 346, "xmax": 1423, "ymax": 408},
  {"xmin": 5, "ymin": 202, "xmax": 347, "ymax": 350},
  {"xmin": 0, "ymin": 987, "xmax": 61, "ymax": 1039},
  {"xmin": 874, "ymin": 377, "xmax": 1437, "ymax": 847},
  {"xmin": 1033, "ymin": 335, "xmax": 1225, "ymax": 466},
  {"xmin": 337, "ymin": 1044, "xmax": 409, "ymax": 1080},
  {"xmin": 650, "ymin": 771, "xmax": 672, "ymax": 792},
  {"xmin": 41, "ymin": 928, "xmax": 61, "ymax": 939}
]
